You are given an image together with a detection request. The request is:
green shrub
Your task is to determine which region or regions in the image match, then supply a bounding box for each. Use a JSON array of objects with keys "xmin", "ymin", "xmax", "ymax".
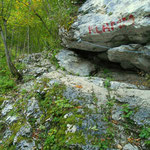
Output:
[
  {"xmin": 0, "ymin": 51, "xmax": 16, "ymax": 94},
  {"xmin": 139, "ymin": 127, "xmax": 150, "ymax": 146}
]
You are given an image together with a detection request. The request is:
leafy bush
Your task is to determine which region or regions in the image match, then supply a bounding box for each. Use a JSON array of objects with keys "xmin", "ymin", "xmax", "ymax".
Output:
[{"xmin": 139, "ymin": 127, "xmax": 150, "ymax": 146}]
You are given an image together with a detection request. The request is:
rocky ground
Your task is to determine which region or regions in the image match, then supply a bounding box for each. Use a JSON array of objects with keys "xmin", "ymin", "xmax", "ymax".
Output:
[
  {"xmin": 56, "ymin": 49, "xmax": 150, "ymax": 88},
  {"xmin": 0, "ymin": 50, "xmax": 150, "ymax": 150}
]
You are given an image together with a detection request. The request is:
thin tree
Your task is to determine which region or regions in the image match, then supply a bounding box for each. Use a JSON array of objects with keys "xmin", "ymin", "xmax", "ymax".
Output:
[{"xmin": 0, "ymin": 0, "xmax": 22, "ymax": 80}]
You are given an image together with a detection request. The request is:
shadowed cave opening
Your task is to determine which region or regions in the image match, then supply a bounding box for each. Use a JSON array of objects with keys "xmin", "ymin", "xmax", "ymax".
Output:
[{"xmin": 69, "ymin": 48, "xmax": 150, "ymax": 89}]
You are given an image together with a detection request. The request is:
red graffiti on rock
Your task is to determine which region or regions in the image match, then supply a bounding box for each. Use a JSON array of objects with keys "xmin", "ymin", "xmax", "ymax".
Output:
[{"xmin": 88, "ymin": 15, "xmax": 135, "ymax": 34}]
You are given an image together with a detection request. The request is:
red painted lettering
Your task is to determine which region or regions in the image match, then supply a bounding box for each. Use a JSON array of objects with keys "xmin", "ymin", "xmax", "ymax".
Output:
[
  {"xmin": 96, "ymin": 26, "xmax": 102, "ymax": 34},
  {"xmin": 122, "ymin": 17, "xmax": 126, "ymax": 22},
  {"xmin": 102, "ymin": 23, "xmax": 111, "ymax": 32},
  {"xmin": 88, "ymin": 14, "xmax": 135, "ymax": 34},
  {"xmin": 88, "ymin": 26, "xmax": 92, "ymax": 34},
  {"xmin": 122, "ymin": 17, "xmax": 126, "ymax": 27},
  {"xmin": 111, "ymin": 22, "xmax": 115, "ymax": 31},
  {"xmin": 129, "ymin": 14, "xmax": 135, "ymax": 25},
  {"xmin": 88, "ymin": 26, "xmax": 96, "ymax": 34},
  {"xmin": 117, "ymin": 19, "xmax": 122, "ymax": 29}
]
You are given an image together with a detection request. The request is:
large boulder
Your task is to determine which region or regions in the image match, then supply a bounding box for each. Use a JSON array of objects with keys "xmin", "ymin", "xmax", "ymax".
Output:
[
  {"xmin": 108, "ymin": 44, "xmax": 150, "ymax": 71},
  {"xmin": 60, "ymin": 0, "xmax": 150, "ymax": 52},
  {"xmin": 56, "ymin": 49, "xmax": 96, "ymax": 76}
]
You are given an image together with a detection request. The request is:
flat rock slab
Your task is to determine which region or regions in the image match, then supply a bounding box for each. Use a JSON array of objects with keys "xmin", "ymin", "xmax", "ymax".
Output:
[
  {"xmin": 43, "ymin": 71, "xmax": 150, "ymax": 126},
  {"xmin": 108, "ymin": 44, "xmax": 150, "ymax": 72}
]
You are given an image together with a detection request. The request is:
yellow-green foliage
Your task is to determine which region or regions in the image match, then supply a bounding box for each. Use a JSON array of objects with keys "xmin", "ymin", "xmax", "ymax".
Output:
[
  {"xmin": 39, "ymin": 0, "xmax": 79, "ymax": 50},
  {"xmin": 1, "ymin": 0, "xmax": 79, "ymax": 54},
  {"xmin": 0, "ymin": 97, "xmax": 5, "ymax": 106}
]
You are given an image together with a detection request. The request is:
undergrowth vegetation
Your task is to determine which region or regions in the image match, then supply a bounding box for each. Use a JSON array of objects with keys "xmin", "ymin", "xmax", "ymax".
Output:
[
  {"xmin": 36, "ymin": 0, "xmax": 80, "ymax": 51},
  {"xmin": 0, "ymin": 50, "xmax": 16, "ymax": 94},
  {"xmin": 0, "ymin": 48, "xmax": 26, "ymax": 95},
  {"xmin": 33, "ymin": 78, "xmax": 86, "ymax": 149}
]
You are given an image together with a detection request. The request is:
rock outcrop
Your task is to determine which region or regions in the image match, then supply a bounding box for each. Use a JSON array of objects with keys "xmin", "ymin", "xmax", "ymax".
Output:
[
  {"xmin": 60, "ymin": 0, "xmax": 150, "ymax": 72},
  {"xmin": 1, "ymin": 52, "xmax": 150, "ymax": 150},
  {"xmin": 108, "ymin": 44, "xmax": 150, "ymax": 71},
  {"xmin": 56, "ymin": 49, "xmax": 96, "ymax": 76}
]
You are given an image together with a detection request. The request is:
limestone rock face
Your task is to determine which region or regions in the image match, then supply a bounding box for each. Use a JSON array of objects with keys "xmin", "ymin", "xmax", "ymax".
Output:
[
  {"xmin": 43, "ymin": 71, "xmax": 150, "ymax": 127},
  {"xmin": 123, "ymin": 143, "xmax": 138, "ymax": 150},
  {"xmin": 107, "ymin": 44, "xmax": 150, "ymax": 71},
  {"xmin": 59, "ymin": 0, "xmax": 150, "ymax": 72},
  {"xmin": 60, "ymin": 0, "xmax": 150, "ymax": 52},
  {"xmin": 56, "ymin": 49, "xmax": 96, "ymax": 76}
]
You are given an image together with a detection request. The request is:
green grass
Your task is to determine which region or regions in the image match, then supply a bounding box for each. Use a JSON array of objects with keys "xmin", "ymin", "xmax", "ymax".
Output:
[
  {"xmin": 0, "ymin": 49, "xmax": 26, "ymax": 95},
  {"xmin": 0, "ymin": 50, "xmax": 16, "ymax": 94}
]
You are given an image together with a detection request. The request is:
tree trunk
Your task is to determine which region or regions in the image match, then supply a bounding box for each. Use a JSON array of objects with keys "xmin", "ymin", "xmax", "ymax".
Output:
[
  {"xmin": 16, "ymin": 43, "xmax": 18, "ymax": 59},
  {"xmin": 23, "ymin": 37, "xmax": 27, "ymax": 54},
  {"xmin": 27, "ymin": 25, "xmax": 30, "ymax": 55},
  {"xmin": 10, "ymin": 28, "xmax": 14, "ymax": 56},
  {"xmin": 0, "ymin": 25, "xmax": 22, "ymax": 80}
]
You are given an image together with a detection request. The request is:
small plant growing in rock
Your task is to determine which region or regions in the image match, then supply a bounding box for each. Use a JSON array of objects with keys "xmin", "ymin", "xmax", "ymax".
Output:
[
  {"xmin": 104, "ymin": 78, "xmax": 111, "ymax": 89},
  {"xmin": 121, "ymin": 104, "xmax": 133, "ymax": 118},
  {"xmin": 33, "ymin": 80, "xmax": 87, "ymax": 149},
  {"xmin": 20, "ymin": 89, "xmax": 28, "ymax": 95},
  {"xmin": 23, "ymin": 75, "xmax": 35, "ymax": 82},
  {"xmin": 139, "ymin": 127, "xmax": 150, "ymax": 146},
  {"xmin": 108, "ymin": 12, "xmax": 113, "ymax": 16},
  {"xmin": 0, "ymin": 97, "xmax": 5, "ymax": 106},
  {"xmin": 145, "ymin": 73, "xmax": 150, "ymax": 87},
  {"xmin": 49, "ymin": 49, "xmax": 60, "ymax": 69}
]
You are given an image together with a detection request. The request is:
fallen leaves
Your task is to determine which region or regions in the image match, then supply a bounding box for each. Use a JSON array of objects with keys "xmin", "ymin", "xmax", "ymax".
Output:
[
  {"xmin": 75, "ymin": 106, "xmax": 82, "ymax": 109},
  {"xmin": 127, "ymin": 137, "xmax": 141, "ymax": 146},
  {"xmin": 127, "ymin": 137, "xmax": 134, "ymax": 143},
  {"xmin": 112, "ymin": 120, "xmax": 118, "ymax": 125},
  {"xmin": 100, "ymin": 138, "xmax": 105, "ymax": 142},
  {"xmin": 74, "ymin": 85, "xmax": 83, "ymax": 88}
]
